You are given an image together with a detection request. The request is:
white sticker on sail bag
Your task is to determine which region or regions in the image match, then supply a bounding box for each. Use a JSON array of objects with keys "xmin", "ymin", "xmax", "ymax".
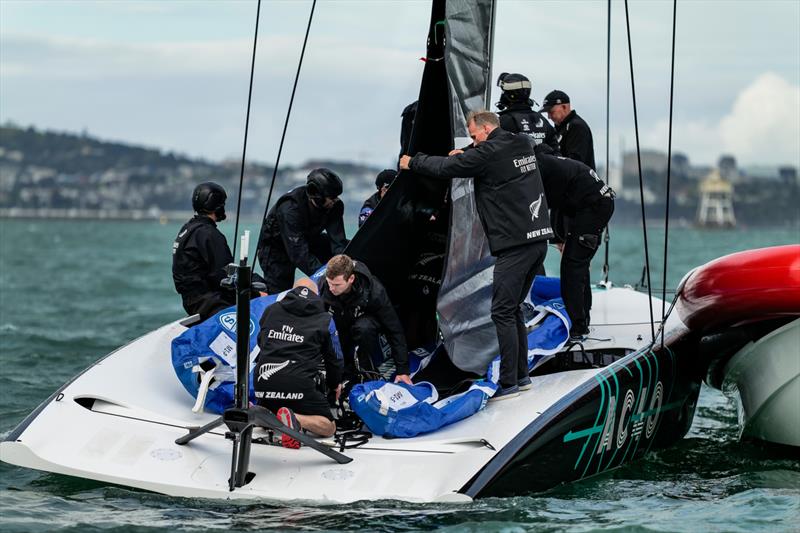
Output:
[{"xmin": 209, "ymin": 331, "xmax": 237, "ymax": 366}]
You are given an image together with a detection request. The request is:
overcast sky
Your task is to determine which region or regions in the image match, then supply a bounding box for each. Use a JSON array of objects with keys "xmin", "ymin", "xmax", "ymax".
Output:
[{"xmin": 1, "ymin": 0, "xmax": 798, "ymax": 171}]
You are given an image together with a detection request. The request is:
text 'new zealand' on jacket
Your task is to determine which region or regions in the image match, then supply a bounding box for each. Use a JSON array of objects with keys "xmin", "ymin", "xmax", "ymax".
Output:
[
  {"xmin": 410, "ymin": 128, "xmax": 554, "ymax": 255},
  {"xmin": 320, "ymin": 261, "xmax": 410, "ymax": 375},
  {"xmin": 172, "ymin": 215, "xmax": 235, "ymax": 311},
  {"xmin": 256, "ymin": 287, "xmax": 342, "ymax": 389},
  {"xmin": 257, "ymin": 186, "xmax": 348, "ymax": 277},
  {"xmin": 498, "ymin": 102, "xmax": 561, "ymax": 155}
]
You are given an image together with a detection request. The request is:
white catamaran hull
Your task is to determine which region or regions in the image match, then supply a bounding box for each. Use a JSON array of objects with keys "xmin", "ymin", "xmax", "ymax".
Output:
[
  {"xmin": 2, "ymin": 287, "xmax": 694, "ymax": 503},
  {"xmin": 721, "ymin": 318, "xmax": 800, "ymax": 448}
]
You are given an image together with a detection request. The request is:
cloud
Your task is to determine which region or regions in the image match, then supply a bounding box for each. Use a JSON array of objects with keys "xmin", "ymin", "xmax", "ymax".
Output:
[
  {"xmin": 719, "ymin": 72, "xmax": 800, "ymax": 167},
  {"xmin": 638, "ymin": 73, "xmax": 799, "ymax": 168}
]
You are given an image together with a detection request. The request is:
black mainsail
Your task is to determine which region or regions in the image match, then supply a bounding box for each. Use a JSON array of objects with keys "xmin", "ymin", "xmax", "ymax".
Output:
[{"xmin": 346, "ymin": 0, "xmax": 498, "ymax": 374}]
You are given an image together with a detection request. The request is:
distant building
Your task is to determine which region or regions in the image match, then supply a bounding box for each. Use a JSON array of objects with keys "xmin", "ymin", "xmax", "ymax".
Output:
[{"xmin": 696, "ymin": 169, "xmax": 736, "ymax": 228}]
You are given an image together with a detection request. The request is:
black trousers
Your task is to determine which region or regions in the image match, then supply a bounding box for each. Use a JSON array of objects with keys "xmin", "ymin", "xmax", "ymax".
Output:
[
  {"xmin": 340, "ymin": 315, "xmax": 382, "ymax": 380},
  {"xmin": 261, "ymin": 234, "xmax": 335, "ymax": 294},
  {"xmin": 492, "ymin": 241, "xmax": 547, "ymax": 388},
  {"xmin": 560, "ymin": 197, "xmax": 614, "ymax": 335}
]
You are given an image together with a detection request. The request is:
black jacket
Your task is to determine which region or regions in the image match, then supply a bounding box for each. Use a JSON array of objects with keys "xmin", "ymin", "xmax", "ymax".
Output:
[
  {"xmin": 537, "ymin": 153, "xmax": 609, "ymax": 216},
  {"xmin": 320, "ymin": 261, "xmax": 410, "ymax": 375},
  {"xmin": 255, "ymin": 287, "xmax": 342, "ymax": 389},
  {"xmin": 410, "ymin": 128, "xmax": 554, "ymax": 254},
  {"xmin": 257, "ymin": 186, "xmax": 347, "ymax": 276},
  {"xmin": 172, "ymin": 215, "xmax": 235, "ymax": 313},
  {"xmin": 358, "ymin": 191, "xmax": 381, "ymax": 227},
  {"xmin": 499, "ymin": 103, "xmax": 560, "ymax": 154},
  {"xmin": 555, "ymin": 110, "xmax": 596, "ymax": 171}
]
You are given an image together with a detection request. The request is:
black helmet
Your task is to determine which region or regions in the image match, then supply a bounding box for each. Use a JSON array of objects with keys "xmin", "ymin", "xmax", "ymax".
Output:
[
  {"xmin": 375, "ymin": 169, "xmax": 397, "ymax": 189},
  {"xmin": 306, "ymin": 168, "xmax": 343, "ymax": 202},
  {"xmin": 192, "ymin": 182, "xmax": 227, "ymax": 221},
  {"xmin": 495, "ymin": 72, "xmax": 533, "ymax": 111}
]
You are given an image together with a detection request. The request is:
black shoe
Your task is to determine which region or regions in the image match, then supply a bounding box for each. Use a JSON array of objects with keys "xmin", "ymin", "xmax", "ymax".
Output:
[
  {"xmin": 517, "ymin": 376, "xmax": 532, "ymax": 390},
  {"xmin": 490, "ymin": 385, "xmax": 520, "ymax": 401}
]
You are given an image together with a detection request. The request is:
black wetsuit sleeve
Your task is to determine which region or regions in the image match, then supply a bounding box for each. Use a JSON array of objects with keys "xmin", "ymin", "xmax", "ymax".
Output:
[
  {"xmin": 275, "ymin": 202, "xmax": 323, "ymax": 276},
  {"xmin": 410, "ymin": 144, "xmax": 488, "ymax": 179},
  {"xmin": 201, "ymin": 228, "xmax": 234, "ymax": 290},
  {"xmin": 370, "ymin": 284, "xmax": 410, "ymax": 375},
  {"xmin": 324, "ymin": 201, "xmax": 348, "ymax": 254}
]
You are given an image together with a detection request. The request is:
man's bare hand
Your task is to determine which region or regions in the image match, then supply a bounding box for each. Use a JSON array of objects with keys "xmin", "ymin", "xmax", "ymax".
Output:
[
  {"xmin": 399, "ymin": 155, "xmax": 412, "ymax": 170},
  {"xmin": 335, "ymin": 383, "xmax": 343, "ymax": 402},
  {"xmin": 448, "ymin": 149, "xmax": 464, "ymax": 156},
  {"xmin": 394, "ymin": 374, "xmax": 413, "ymax": 385}
]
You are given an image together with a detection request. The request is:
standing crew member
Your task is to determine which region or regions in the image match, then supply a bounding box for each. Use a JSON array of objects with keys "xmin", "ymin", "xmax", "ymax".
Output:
[
  {"xmin": 400, "ymin": 110, "xmax": 554, "ymax": 400},
  {"xmin": 254, "ymin": 284, "xmax": 343, "ymax": 448},
  {"xmin": 172, "ymin": 182, "xmax": 236, "ymax": 319},
  {"xmin": 496, "ymin": 73, "xmax": 560, "ymax": 154},
  {"xmin": 359, "ymin": 169, "xmax": 396, "ymax": 227},
  {"xmin": 541, "ymin": 90, "xmax": 596, "ymax": 170},
  {"xmin": 321, "ymin": 254, "xmax": 412, "ymax": 385},
  {"xmin": 257, "ymin": 168, "xmax": 347, "ymax": 294},
  {"xmin": 535, "ymin": 148, "xmax": 615, "ymax": 340}
]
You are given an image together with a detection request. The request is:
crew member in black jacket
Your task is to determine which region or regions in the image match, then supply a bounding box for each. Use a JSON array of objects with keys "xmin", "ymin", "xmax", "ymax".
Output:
[
  {"xmin": 321, "ymin": 254, "xmax": 412, "ymax": 385},
  {"xmin": 172, "ymin": 182, "xmax": 236, "ymax": 319},
  {"xmin": 358, "ymin": 169, "xmax": 396, "ymax": 227},
  {"xmin": 254, "ymin": 282, "xmax": 343, "ymax": 446},
  {"xmin": 257, "ymin": 168, "xmax": 348, "ymax": 294},
  {"xmin": 496, "ymin": 72, "xmax": 560, "ymax": 154},
  {"xmin": 540, "ymin": 90, "xmax": 596, "ymax": 170},
  {"xmin": 400, "ymin": 110, "xmax": 554, "ymax": 400},
  {"xmin": 535, "ymin": 147, "xmax": 615, "ymax": 339}
]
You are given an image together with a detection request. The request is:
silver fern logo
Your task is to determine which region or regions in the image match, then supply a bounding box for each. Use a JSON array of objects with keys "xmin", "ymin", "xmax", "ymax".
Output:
[
  {"xmin": 529, "ymin": 193, "xmax": 544, "ymax": 221},
  {"xmin": 258, "ymin": 360, "xmax": 290, "ymax": 382}
]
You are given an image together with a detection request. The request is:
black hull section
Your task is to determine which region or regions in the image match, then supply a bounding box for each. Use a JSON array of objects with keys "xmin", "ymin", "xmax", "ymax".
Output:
[{"xmin": 462, "ymin": 327, "xmax": 705, "ymax": 497}]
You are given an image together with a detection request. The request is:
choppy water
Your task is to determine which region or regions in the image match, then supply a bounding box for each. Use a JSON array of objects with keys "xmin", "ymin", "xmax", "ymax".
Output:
[{"xmin": 0, "ymin": 219, "xmax": 798, "ymax": 532}]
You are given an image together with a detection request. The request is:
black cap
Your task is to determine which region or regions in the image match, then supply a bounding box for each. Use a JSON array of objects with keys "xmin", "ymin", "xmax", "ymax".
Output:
[
  {"xmin": 540, "ymin": 90, "xmax": 570, "ymax": 112},
  {"xmin": 375, "ymin": 169, "xmax": 397, "ymax": 189}
]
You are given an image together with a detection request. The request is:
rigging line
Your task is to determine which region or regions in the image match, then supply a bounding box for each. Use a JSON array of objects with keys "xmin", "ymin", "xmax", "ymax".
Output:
[
  {"xmin": 624, "ymin": 0, "xmax": 656, "ymax": 343},
  {"xmin": 661, "ymin": 0, "xmax": 678, "ymax": 350},
  {"xmin": 252, "ymin": 0, "xmax": 317, "ymax": 268},
  {"xmin": 232, "ymin": 0, "xmax": 262, "ymax": 260},
  {"xmin": 602, "ymin": 0, "xmax": 611, "ymax": 284}
]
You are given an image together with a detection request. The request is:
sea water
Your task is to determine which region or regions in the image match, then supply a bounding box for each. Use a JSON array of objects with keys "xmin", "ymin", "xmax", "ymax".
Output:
[{"xmin": 0, "ymin": 219, "xmax": 798, "ymax": 532}]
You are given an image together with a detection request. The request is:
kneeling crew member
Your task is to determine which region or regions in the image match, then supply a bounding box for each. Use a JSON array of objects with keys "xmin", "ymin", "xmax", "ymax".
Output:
[
  {"xmin": 359, "ymin": 169, "xmax": 396, "ymax": 227},
  {"xmin": 400, "ymin": 110, "xmax": 554, "ymax": 400},
  {"xmin": 496, "ymin": 72, "xmax": 560, "ymax": 154},
  {"xmin": 254, "ymin": 283, "xmax": 343, "ymax": 446},
  {"xmin": 172, "ymin": 182, "xmax": 236, "ymax": 319},
  {"xmin": 321, "ymin": 254, "xmax": 412, "ymax": 385},
  {"xmin": 536, "ymin": 147, "xmax": 615, "ymax": 339},
  {"xmin": 257, "ymin": 168, "xmax": 348, "ymax": 294}
]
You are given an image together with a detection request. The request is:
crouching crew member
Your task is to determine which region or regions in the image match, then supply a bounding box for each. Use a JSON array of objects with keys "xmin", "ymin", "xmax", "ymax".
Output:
[
  {"xmin": 321, "ymin": 254, "xmax": 413, "ymax": 385},
  {"xmin": 496, "ymin": 72, "xmax": 560, "ymax": 154},
  {"xmin": 257, "ymin": 168, "xmax": 348, "ymax": 294},
  {"xmin": 359, "ymin": 169, "xmax": 396, "ymax": 227},
  {"xmin": 172, "ymin": 182, "xmax": 236, "ymax": 319},
  {"xmin": 535, "ymin": 147, "xmax": 615, "ymax": 340},
  {"xmin": 400, "ymin": 110, "xmax": 553, "ymax": 401},
  {"xmin": 254, "ymin": 283, "xmax": 343, "ymax": 448}
]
